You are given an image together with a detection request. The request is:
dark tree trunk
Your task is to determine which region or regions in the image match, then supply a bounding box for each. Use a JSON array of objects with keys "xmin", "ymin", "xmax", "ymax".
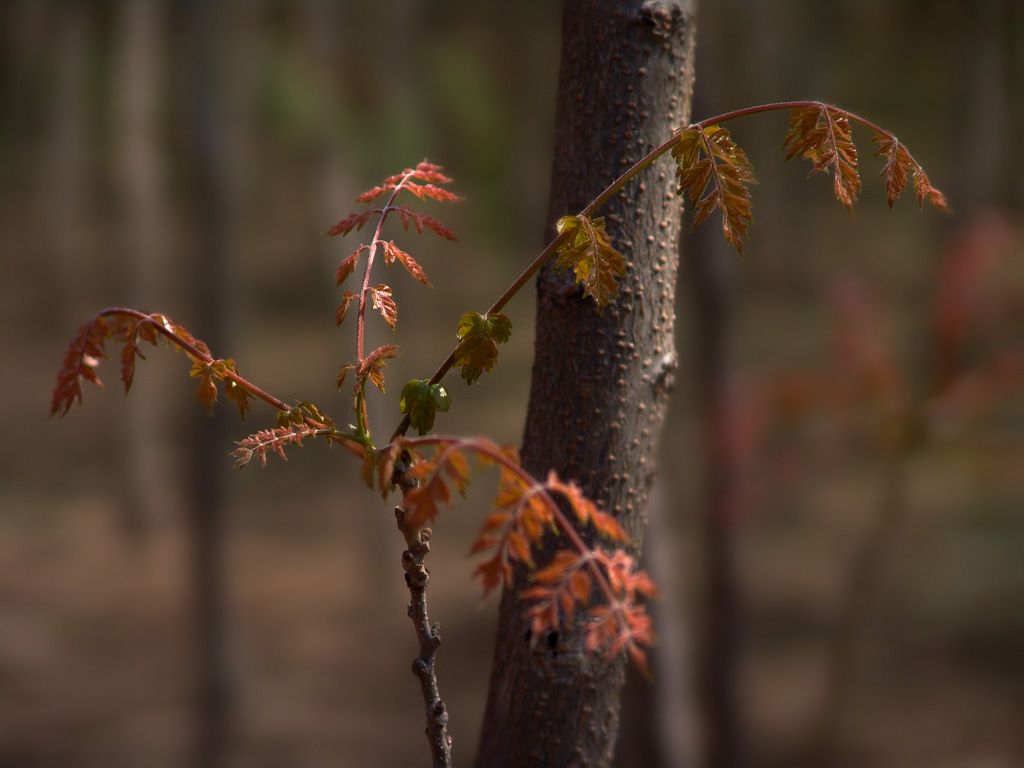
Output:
[{"xmin": 474, "ymin": 2, "xmax": 696, "ymax": 766}]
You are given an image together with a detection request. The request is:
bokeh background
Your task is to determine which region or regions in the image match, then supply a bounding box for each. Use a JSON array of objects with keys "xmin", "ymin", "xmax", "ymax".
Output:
[{"xmin": 1, "ymin": 1, "xmax": 1022, "ymax": 767}]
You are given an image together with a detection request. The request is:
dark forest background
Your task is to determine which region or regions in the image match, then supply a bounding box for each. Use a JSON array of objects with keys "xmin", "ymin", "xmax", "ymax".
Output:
[{"xmin": 1, "ymin": 1, "xmax": 1022, "ymax": 767}]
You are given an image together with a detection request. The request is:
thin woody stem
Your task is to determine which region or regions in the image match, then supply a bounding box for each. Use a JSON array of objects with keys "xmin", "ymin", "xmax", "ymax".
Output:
[
  {"xmin": 386, "ymin": 102, "xmax": 919, "ymax": 442},
  {"xmin": 91, "ymin": 308, "xmax": 362, "ymax": 452},
  {"xmin": 398, "ymin": 436, "xmax": 632, "ymax": 637},
  {"xmin": 395, "ymin": 470, "xmax": 453, "ymax": 767}
]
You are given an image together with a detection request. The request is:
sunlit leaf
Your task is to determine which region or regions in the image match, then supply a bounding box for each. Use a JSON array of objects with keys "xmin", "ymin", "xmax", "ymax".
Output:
[
  {"xmin": 553, "ymin": 215, "xmax": 628, "ymax": 306},
  {"xmin": 673, "ymin": 124, "xmax": 756, "ymax": 253},
  {"xmin": 454, "ymin": 312, "xmax": 512, "ymax": 384}
]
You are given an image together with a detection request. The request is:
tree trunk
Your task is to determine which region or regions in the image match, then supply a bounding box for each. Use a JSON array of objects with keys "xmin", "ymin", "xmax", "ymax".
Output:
[{"xmin": 474, "ymin": 2, "xmax": 696, "ymax": 766}]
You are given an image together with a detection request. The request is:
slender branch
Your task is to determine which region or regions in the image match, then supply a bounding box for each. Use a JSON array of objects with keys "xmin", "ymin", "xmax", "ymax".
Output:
[
  {"xmin": 91, "ymin": 308, "xmax": 361, "ymax": 451},
  {"xmin": 384, "ymin": 101, "xmax": 927, "ymax": 444},
  {"xmin": 395, "ymin": 500, "xmax": 453, "ymax": 768}
]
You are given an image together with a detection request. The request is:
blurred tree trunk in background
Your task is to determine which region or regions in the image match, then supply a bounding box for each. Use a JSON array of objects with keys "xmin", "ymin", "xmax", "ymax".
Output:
[
  {"xmin": 180, "ymin": 1, "xmax": 237, "ymax": 766},
  {"xmin": 688, "ymin": 203, "xmax": 746, "ymax": 768},
  {"xmin": 685, "ymin": 65, "xmax": 747, "ymax": 768},
  {"xmin": 39, "ymin": 1, "xmax": 90, "ymax": 322},
  {"xmin": 474, "ymin": 2, "xmax": 696, "ymax": 766},
  {"xmin": 954, "ymin": 0, "xmax": 1019, "ymax": 211},
  {"xmin": 114, "ymin": 0, "xmax": 171, "ymax": 537},
  {"xmin": 615, "ymin": 484, "xmax": 697, "ymax": 768}
]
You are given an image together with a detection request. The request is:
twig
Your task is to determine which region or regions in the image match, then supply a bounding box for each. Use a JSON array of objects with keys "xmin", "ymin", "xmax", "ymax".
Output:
[{"xmin": 395, "ymin": 501, "xmax": 453, "ymax": 768}]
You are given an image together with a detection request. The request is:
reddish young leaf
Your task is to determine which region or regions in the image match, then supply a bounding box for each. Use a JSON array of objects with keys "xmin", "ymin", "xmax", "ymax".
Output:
[
  {"xmin": 336, "ymin": 246, "xmax": 368, "ymax": 285},
  {"xmin": 356, "ymin": 185, "xmax": 390, "ymax": 204},
  {"xmin": 912, "ymin": 166, "xmax": 948, "ymax": 211},
  {"xmin": 383, "ymin": 240, "xmax": 431, "ymax": 285},
  {"xmin": 549, "ymin": 475, "xmax": 628, "ymax": 543},
  {"xmin": 336, "ymin": 363, "xmax": 355, "ymax": 391},
  {"xmin": 357, "ymin": 344, "xmax": 398, "ymax": 393},
  {"xmin": 872, "ymin": 133, "xmax": 912, "ymax": 210},
  {"xmin": 335, "ymin": 290, "xmax": 357, "ymax": 327},
  {"xmin": 369, "ymin": 284, "xmax": 398, "ymax": 330},
  {"xmin": 782, "ymin": 105, "xmax": 861, "ymax": 211},
  {"xmin": 412, "ymin": 161, "xmax": 454, "ymax": 184},
  {"xmin": 190, "ymin": 360, "xmax": 219, "ymax": 412},
  {"xmin": 231, "ymin": 423, "xmax": 321, "ymax": 469},
  {"xmin": 223, "ymin": 379, "xmax": 252, "ymax": 421},
  {"xmin": 474, "ymin": 553, "xmax": 513, "ymax": 597},
  {"xmin": 51, "ymin": 321, "xmax": 107, "ymax": 416},
  {"xmin": 393, "ymin": 204, "xmax": 459, "ymax": 240},
  {"xmin": 404, "ymin": 462, "xmax": 450, "ymax": 529},
  {"xmin": 325, "ymin": 209, "xmax": 375, "ymax": 237},
  {"xmin": 120, "ymin": 340, "xmax": 143, "ymax": 394}
]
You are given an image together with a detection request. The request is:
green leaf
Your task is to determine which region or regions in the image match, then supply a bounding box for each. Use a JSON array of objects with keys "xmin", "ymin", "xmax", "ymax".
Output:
[
  {"xmin": 454, "ymin": 312, "xmax": 513, "ymax": 384},
  {"xmin": 400, "ymin": 379, "xmax": 451, "ymax": 435},
  {"xmin": 552, "ymin": 215, "xmax": 627, "ymax": 307}
]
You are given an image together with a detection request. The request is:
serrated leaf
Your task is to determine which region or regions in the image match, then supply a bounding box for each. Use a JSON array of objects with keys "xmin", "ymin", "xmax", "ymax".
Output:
[
  {"xmin": 400, "ymin": 379, "xmax": 451, "ymax": 435},
  {"xmin": 190, "ymin": 360, "xmax": 218, "ymax": 413},
  {"xmin": 403, "ymin": 183, "xmax": 463, "ymax": 202},
  {"xmin": 336, "ymin": 363, "xmax": 355, "ymax": 391},
  {"xmin": 356, "ymin": 185, "xmax": 390, "ymax": 204},
  {"xmin": 912, "ymin": 165, "xmax": 947, "ymax": 210},
  {"xmin": 336, "ymin": 290, "xmax": 356, "ymax": 327},
  {"xmin": 324, "ymin": 209, "xmax": 374, "ymax": 237},
  {"xmin": 383, "ymin": 240, "xmax": 431, "ymax": 285},
  {"xmin": 412, "ymin": 161, "xmax": 454, "ymax": 184},
  {"xmin": 358, "ymin": 345, "xmax": 398, "ymax": 393},
  {"xmin": 454, "ymin": 312, "xmax": 513, "ymax": 384},
  {"xmin": 369, "ymin": 284, "xmax": 397, "ymax": 330},
  {"xmin": 336, "ymin": 246, "xmax": 367, "ymax": 285},
  {"xmin": 872, "ymin": 133, "xmax": 911, "ymax": 210},
  {"xmin": 394, "ymin": 204, "xmax": 459, "ymax": 240},
  {"xmin": 553, "ymin": 215, "xmax": 628, "ymax": 306},
  {"xmin": 782, "ymin": 105, "xmax": 861, "ymax": 212},
  {"xmin": 673, "ymin": 124, "xmax": 756, "ymax": 253}
]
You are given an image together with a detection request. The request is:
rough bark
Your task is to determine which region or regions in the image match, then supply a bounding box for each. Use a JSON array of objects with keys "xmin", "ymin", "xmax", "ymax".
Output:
[{"xmin": 474, "ymin": 2, "xmax": 696, "ymax": 766}]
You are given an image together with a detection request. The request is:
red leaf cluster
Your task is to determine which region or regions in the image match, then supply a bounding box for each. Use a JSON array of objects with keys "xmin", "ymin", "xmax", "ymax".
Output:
[
  {"xmin": 51, "ymin": 310, "xmax": 220, "ymax": 417},
  {"xmin": 395, "ymin": 436, "xmax": 655, "ymax": 668}
]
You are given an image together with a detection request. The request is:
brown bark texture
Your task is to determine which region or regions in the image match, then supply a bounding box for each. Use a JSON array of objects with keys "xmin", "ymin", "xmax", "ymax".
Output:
[{"xmin": 474, "ymin": 2, "xmax": 696, "ymax": 766}]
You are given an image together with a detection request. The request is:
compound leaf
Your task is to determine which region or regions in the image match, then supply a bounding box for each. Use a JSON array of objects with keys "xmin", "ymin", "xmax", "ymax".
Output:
[
  {"xmin": 673, "ymin": 124, "xmax": 755, "ymax": 253},
  {"xmin": 782, "ymin": 105, "xmax": 861, "ymax": 211}
]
